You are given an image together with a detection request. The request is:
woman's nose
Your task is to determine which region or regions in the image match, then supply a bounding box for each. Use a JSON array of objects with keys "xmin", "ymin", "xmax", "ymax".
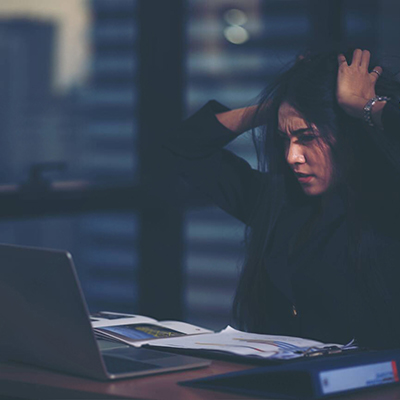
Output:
[{"xmin": 286, "ymin": 143, "xmax": 306, "ymax": 165}]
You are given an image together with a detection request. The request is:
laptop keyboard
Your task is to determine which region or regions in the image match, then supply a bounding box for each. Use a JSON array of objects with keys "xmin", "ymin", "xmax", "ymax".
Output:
[
  {"xmin": 102, "ymin": 347, "xmax": 174, "ymax": 374},
  {"xmin": 103, "ymin": 354, "xmax": 161, "ymax": 374}
]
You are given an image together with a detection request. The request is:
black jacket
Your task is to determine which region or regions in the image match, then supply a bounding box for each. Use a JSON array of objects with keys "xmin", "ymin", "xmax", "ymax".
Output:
[{"xmin": 165, "ymin": 100, "xmax": 400, "ymax": 349}]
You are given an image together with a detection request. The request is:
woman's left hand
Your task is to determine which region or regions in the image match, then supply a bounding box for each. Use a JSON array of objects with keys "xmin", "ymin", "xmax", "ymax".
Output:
[{"xmin": 336, "ymin": 49, "xmax": 383, "ymax": 121}]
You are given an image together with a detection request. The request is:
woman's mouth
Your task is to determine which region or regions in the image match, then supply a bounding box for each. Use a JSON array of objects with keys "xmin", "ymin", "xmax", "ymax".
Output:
[{"xmin": 295, "ymin": 172, "xmax": 314, "ymax": 183}]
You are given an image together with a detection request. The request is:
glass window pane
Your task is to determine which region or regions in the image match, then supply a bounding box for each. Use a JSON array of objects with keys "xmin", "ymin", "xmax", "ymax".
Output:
[
  {"xmin": 0, "ymin": 0, "xmax": 137, "ymax": 185},
  {"xmin": 184, "ymin": 0, "xmax": 311, "ymax": 330},
  {"xmin": 0, "ymin": 211, "xmax": 139, "ymax": 312},
  {"xmin": 0, "ymin": 0, "xmax": 139, "ymax": 314}
]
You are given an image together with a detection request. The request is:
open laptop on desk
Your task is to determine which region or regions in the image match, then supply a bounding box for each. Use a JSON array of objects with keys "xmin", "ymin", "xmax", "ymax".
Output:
[{"xmin": 0, "ymin": 243, "xmax": 210, "ymax": 380}]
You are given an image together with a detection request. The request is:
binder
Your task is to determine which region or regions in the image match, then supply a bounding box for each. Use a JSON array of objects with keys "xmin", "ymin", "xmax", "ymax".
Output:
[{"xmin": 180, "ymin": 349, "xmax": 400, "ymax": 399}]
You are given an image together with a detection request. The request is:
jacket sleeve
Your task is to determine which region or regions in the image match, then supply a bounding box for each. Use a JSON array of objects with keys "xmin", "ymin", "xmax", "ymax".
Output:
[
  {"xmin": 382, "ymin": 100, "xmax": 400, "ymax": 141},
  {"xmin": 379, "ymin": 100, "xmax": 400, "ymax": 174},
  {"xmin": 164, "ymin": 100, "xmax": 264, "ymax": 224}
]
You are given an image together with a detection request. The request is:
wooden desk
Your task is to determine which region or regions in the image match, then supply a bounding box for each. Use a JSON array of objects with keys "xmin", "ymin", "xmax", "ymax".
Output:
[
  {"xmin": 1, "ymin": 359, "xmax": 400, "ymax": 400},
  {"xmin": 0, "ymin": 359, "xmax": 251, "ymax": 400}
]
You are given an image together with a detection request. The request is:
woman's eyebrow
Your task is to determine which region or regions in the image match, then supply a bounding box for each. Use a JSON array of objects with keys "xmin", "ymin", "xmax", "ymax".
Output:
[
  {"xmin": 292, "ymin": 128, "xmax": 314, "ymax": 136},
  {"xmin": 277, "ymin": 128, "xmax": 314, "ymax": 137}
]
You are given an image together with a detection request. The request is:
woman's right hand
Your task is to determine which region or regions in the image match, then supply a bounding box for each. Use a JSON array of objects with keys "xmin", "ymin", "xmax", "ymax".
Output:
[{"xmin": 336, "ymin": 49, "xmax": 385, "ymax": 127}]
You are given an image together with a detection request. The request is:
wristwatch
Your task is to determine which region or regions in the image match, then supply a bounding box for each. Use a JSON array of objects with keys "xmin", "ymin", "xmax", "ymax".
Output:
[{"xmin": 363, "ymin": 96, "xmax": 391, "ymax": 127}]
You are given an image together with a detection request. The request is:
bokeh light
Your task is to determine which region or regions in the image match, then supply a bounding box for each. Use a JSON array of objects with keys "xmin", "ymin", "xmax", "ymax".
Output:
[
  {"xmin": 223, "ymin": 25, "xmax": 249, "ymax": 45},
  {"xmin": 223, "ymin": 8, "xmax": 247, "ymax": 26}
]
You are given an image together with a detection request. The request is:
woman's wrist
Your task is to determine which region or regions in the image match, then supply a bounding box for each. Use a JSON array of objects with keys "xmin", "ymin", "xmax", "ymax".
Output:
[
  {"xmin": 339, "ymin": 96, "xmax": 387, "ymax": 129},
  {"xmin": 216, "ymin": 105, "xmax": 260, "ymax": 135},
  {"xmin": 364, "ymin": 97, "xmax": 388, "ymax": 129}
]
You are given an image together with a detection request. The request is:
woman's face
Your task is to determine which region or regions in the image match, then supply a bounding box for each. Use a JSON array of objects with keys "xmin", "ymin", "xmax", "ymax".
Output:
[{"xmin": 278, "ymin": 102, "xmax": 334, "ymax": 196}]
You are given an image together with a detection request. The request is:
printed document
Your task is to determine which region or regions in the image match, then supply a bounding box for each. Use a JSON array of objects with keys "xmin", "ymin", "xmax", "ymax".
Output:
[{"xmin": 148, "ymin": 326, "xmax": 356, "ymax": 360}]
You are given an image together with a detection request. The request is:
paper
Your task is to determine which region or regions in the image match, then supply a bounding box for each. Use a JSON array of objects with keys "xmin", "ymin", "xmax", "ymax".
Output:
[
  {"xmin": 91, "ymin": 311, "xmax": 213, "ymax": 347},
  {"xmin": 148, "ymin": 326, "xmax": 356, "ymax": 360}
]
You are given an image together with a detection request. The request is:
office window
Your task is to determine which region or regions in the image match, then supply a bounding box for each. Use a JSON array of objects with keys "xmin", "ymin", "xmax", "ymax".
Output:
[
  {"xmin": 0, "ymin": 0, "xmax": 139, "ymax": 312},
  {"xmin": 184, "ymin": 0, "xmax": 310, "ymax": 330},
  {"xmin": 80, "ymin": 0, "xmax": 137, "ymax": 183},
  {"xmin": 79, "ymin": 0, "xmax": 139, "ymax": 310}
]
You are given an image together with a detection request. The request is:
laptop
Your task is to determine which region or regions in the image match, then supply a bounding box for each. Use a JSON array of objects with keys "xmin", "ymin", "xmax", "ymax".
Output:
[{"xmin": 0, "ymin": 243, "xmax": 210, "ymax": 380}]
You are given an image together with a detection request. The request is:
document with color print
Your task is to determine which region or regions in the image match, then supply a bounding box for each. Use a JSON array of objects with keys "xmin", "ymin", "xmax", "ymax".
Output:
[
  {"xmin": 90, "ymin": 310, "xmax": 213, "ymax": 347},
  {"xmin": 147, "ymin": 325, "xmax": 357, "ymax": 360}
]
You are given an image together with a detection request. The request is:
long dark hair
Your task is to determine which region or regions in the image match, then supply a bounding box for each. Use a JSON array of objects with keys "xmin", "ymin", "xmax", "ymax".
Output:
[{"xmin": 232, "ymin": 49, "xmax": 400, "ymax": 339}]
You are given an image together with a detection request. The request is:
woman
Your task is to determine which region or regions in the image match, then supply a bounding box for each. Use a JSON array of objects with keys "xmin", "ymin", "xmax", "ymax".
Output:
[{"xmin": 165, "ymin": 49, "xmax": 400, "ymax": 349}]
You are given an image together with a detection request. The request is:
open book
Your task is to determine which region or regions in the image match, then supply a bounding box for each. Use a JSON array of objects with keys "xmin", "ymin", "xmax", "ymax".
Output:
[
  {"xmin": 91, "ymin": 311, "xmax": 357, "ymax": 361},
  {"xmin": 90, "ymin": 311, "xmax": 213, "ymax": 347}
]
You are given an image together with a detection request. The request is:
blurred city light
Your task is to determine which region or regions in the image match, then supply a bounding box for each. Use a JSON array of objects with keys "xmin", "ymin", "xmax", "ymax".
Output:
[
  {"xmin": 223, "ymin": 25, "xmax": 249, "ymax": 44},
  {"xmin": 223, "ymin": 8, "xmax": 249, "ymax": 45},
  {"xmin": 223, "ymin": 9, "xmax": 247, "ymax": 26}
]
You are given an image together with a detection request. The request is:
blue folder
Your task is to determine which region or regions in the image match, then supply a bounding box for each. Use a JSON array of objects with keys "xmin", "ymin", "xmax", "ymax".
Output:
[{"xmin": 180, "ymin": 349, "xmax": 400, "ymax": 399}]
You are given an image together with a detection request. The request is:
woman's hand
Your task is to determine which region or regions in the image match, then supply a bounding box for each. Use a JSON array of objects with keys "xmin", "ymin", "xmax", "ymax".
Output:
[
  {"xmin": 216, "ymin": 104, "xmax": 264, "ymax": 134},
  {"xmin": 336, "ymin": 49, "xmax": 385, "ymax": 126}
]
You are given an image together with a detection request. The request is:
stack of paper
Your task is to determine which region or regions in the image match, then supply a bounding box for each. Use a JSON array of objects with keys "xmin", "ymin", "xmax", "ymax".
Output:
[{"xmin": 148, "ymin": 326, "xmax": 357, "ymax": 360}]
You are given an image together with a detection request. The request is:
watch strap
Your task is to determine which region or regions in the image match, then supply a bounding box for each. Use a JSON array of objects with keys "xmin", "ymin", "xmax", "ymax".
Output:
[{"xmin": 363, "ymin": 96, "xmax": 391, "ymax": 127}]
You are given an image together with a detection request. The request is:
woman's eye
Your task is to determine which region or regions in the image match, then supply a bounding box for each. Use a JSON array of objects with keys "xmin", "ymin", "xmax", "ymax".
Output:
[{"xmin": 299, "ymin": 135, "xmax": 317, "ymax": 143}]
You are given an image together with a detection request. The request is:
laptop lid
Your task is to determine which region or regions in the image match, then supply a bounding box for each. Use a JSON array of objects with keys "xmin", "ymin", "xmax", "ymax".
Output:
[{"xmin": 0, "ymin": 243, "xmax": 209, "ymax": 380}]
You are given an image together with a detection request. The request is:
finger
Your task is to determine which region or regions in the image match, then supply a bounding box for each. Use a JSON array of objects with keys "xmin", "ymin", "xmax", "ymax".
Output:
[
  {"xmin": 352, "ymin": 49, "xmax": 362, "ymax": 66},
  {"xmin": 370, "ymin": 66, "xmax": 383, "ymax": 82},
  {"xmin": 337, "ymin": 54, "xmax": 347, "ymax": 67},
  {"xmin": 360, "ymin": 50, "xmax": 371, "ymax": 70}
]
